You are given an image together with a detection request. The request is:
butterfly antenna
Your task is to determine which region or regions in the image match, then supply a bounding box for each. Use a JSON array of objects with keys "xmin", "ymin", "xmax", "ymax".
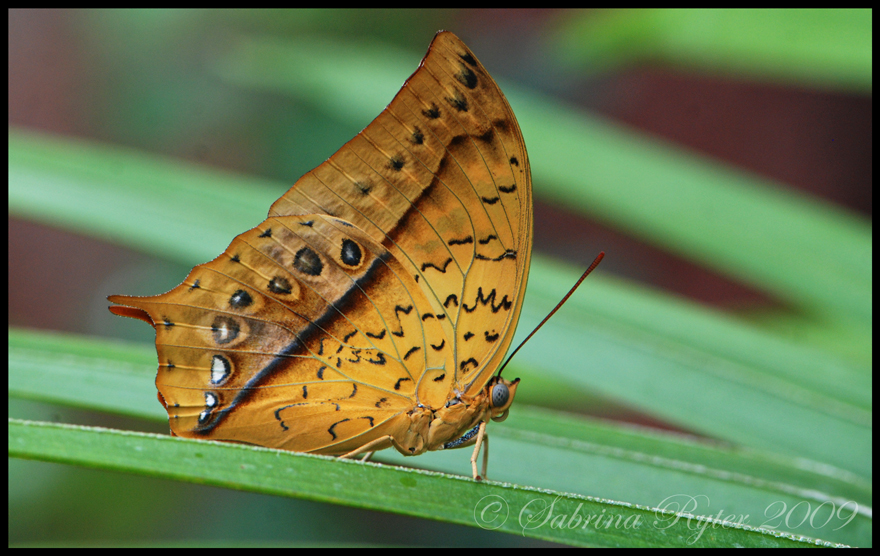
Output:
[{"xmin": 498, "ymin": 252, "xmax": 605, "ymax": 376}]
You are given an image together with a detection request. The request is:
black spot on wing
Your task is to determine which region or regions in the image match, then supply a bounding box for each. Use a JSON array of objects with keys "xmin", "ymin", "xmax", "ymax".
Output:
[
  {"xmin": 211, "ymin": 316, "xmax": 240, "ymax": 345},
  {"xmin": 228, "ymin": 289, "xmax": 252, "ymax": 309},
  {"xmin": 458, "ymin": 50, "xmax": 477, "ymax": 67},
  {"xmin": 462, "ymin": 288, "xmax": 512, "ymax": 313},
  {"xmin": 340, "ymin": 239, "xmax": 362, "ymax": 266},
  {"xmin": 475, "ymin": 250, "xmax": 516, "ymax": 262},
  {"xmin": 448, "ymin": 236, "xmax": 473, "ymax": 246},
  {"xmin": 342, "ymin": 330, "xmax": 358, "ymax": 343},
  {"xmin": 455, "ymin": 65, "xmax": 477, "ymax": 89},
  {"xmin": 446, "ymin": 90, "xmax": 468, "ymax": 112},
  {"xmin": 423, "ymin": 103, "xmax": 440, "ymax": 119},
  {"xmin": 389, "ymin": 154, "xmax": 405, "ymax": 171},
  {"xmin": 391, "ymin": 305, "xmax": 414, "ymax": 337},
  {"xmin": 293, "ymin": 247, "xmax": 322, "ymax": 276},
  {"xmin": 460, "ymin": 358, "xmax": 479, "ymax": 373},
  {"xmin": 268, "ymin": 277, "xmax": 292, "ymax": 295},
  {"xmin": 421, "ymin": 257, "xmax": 453, "ymax": 273}
]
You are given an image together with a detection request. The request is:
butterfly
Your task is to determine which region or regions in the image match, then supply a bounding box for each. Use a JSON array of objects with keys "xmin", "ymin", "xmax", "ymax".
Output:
[{"xmin": 109, "ymin": 30, "xmax": 532, "ymax": 480}]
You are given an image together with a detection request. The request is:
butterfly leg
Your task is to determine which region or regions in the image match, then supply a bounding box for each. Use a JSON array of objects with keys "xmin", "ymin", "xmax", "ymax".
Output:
[
  {"xmin": 339, "ymin": 435, "xmax": 394, "ymax": 460},
  {"xmin": 470, "ymin": 421, "xmax": 489, "ymax": 481},
  {"xmin": 482, "ymin": 434, "xmax": 490, "ymax": 480}
]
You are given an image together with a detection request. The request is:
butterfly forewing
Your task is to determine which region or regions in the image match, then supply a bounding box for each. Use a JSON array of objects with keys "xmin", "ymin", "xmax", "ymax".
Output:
[
  {"xmin": 113, "ymin": 215, "xmax": 449, "ymax": 452},
  {"xmin": 268, "ymin": 31, "xmax": 532, "ymax": 398},
  {"xmin": 109, "ymin": 31, "xmax": 532, "ymax": 470}
]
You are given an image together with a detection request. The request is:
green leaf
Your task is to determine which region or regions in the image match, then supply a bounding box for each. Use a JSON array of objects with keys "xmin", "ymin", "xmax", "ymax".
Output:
[
  {"xmin": 12, "ymin": 418, "xmax": 839, "ymax": 547},
  {"xmin": 550, "ymin": 9, "xmax": 873, "ymax": 93}
]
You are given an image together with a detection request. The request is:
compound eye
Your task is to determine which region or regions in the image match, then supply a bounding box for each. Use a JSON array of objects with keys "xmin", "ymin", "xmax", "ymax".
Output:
[
  {"xmin": 490, "ymin": 383, "xmax": 510, "ymax": 409},
  {"xmin": 491, "ymin": 409, "xmax": 509, "ymax": 423}
]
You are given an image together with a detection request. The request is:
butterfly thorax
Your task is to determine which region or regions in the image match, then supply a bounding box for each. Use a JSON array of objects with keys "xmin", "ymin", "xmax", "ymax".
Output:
[{"xmin": 422, "ymin": 375, "xmax": 519, "ymax": 453}]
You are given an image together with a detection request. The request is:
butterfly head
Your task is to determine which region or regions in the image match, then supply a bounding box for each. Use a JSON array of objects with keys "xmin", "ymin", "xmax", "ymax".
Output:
[{"xmin": 487, "ymin": 376, "xmax": 520, "ymax": 423}]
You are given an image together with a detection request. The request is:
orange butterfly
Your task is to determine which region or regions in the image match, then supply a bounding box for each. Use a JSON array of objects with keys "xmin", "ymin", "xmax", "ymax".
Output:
[{"xmin": 109, "ymin": 31, "xmax": 532, "ymax": 480}]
